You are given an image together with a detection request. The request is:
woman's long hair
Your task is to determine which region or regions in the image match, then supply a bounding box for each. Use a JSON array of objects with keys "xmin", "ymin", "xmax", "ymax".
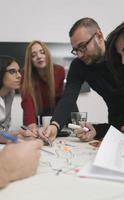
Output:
[
  {"xmin": 0, "ymin": 55, "xmax": 16, "ymax": 89},
  {"xmin": 21, "ymin": 41, "xmax": 55, "ymax": 114},
  {"xmin": 106, "ymin": 22, "xmax": 124, "ymax": 84}
]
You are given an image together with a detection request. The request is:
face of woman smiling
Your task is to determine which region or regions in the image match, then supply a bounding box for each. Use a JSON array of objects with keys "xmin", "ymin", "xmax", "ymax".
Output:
[
  {"xmin": 31, "ymin": 43, "xmax": 47, "ymax": 69},
  {"xmin": 3, "ymin": 61, "xmax": 21, "ymax": 91}
]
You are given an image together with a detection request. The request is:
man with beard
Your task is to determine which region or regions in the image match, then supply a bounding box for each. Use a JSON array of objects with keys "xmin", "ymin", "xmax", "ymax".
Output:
[{"xmin": 38, "ymin": 18, "xmax": 124, "ymax": 142}]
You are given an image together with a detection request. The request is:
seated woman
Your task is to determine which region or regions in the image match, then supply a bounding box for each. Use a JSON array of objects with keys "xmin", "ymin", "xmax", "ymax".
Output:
[
  {"xmin": 0, "ymin": 55, "xmax": 21, "ymax": 130},
  {"xmin": 21, "ymin": 40, "xmax": 66, "ymax": 134},
  {"xmin": 0, "ymin": 55, "xmax": 33, "ymax": 143}
]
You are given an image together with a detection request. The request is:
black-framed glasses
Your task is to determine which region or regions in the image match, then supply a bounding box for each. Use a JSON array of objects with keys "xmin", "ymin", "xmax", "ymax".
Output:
[
  {"xmin": 5, "ymin": 68, "xmax": 21, "ymax": 75},
  {"xmin": 71, "ymin": 32, "xmax": 96, "ymax": 56}
]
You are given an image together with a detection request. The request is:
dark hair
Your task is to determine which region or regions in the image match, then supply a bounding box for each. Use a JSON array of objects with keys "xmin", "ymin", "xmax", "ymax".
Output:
[
  {"xmin": 69, "ymin": 17, "xmax": 101, "ymax": 37},
  {"xmin": 106, "ymin": 22, "xmax": 124, "ymax": 68},
  {"xmin": 0, "ymin": 55, "xmax": 16, "ymax": 88}
]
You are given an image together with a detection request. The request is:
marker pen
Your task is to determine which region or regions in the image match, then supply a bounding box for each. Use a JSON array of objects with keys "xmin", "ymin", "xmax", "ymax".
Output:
[{"xmin": 0, "ymin": 131, "xmax": 18, "ymax": 143}]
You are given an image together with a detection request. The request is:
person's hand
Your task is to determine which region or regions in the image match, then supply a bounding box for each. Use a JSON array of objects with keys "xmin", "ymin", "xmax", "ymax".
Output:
[
  {"xmin": 19, "ymin": 129, "xmax": 38, "ymax": 138},
  {"xmin": 38, "ymin": 125, "xmax": 57, "ymax": 142},
  {"xmin": 74, "ymin": 122, "xmax": 96, "ymax": 142},
  {"xmin": 18, "ymin": 123, "xmax": 39, "ymax": 138},
  {"xmin": 0, "ymin": 140, "xmax": 42, "ymax": 185},
  {"xmin": 27, "ymin": 123, "xmax": 38, "ymax": 137}
]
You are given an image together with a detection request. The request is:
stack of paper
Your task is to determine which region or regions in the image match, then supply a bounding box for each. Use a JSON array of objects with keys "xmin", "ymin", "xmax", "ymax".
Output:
[{"xmin": 78, "ymin": 126, "xmax": 124, "ymax": 181}]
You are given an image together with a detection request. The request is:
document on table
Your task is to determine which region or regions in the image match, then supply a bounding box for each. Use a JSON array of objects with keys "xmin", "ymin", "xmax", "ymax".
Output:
[{"xmin": 78, "ymin": 126, "xmax": 124, "ymax": 181}]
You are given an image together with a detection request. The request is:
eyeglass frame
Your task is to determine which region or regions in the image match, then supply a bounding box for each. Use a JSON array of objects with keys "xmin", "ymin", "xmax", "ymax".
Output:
[
  {"xmin": 5, "ymin": 68, "xmax": 21, "ymax": 75},
  {"xmin": 71, "ymin": 32, "xmax": 97, "ymax": 56}
]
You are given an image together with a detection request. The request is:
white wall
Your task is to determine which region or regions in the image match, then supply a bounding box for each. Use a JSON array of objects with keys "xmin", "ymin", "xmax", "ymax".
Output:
[
  {"xmin": 77, "ymin": 90, "xmax": 108, "ymax": 123},
  {"xmin": 0, "ymin": 0, "xmax": 123, "ymax": 42},
  {"xmin": 1, "ymin": 0, "xmax": 123, "ymax": 128}
]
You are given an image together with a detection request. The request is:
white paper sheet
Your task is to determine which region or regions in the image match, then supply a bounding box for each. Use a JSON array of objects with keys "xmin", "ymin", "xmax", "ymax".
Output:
[{"xmin": 78, "ymin": 126, "xmax": 124, "ymax": 181}]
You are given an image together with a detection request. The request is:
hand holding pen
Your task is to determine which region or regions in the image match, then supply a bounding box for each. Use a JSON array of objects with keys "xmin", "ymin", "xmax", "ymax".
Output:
[
  {"xmin": 37, "ymin": 115, "xmax": 52, "ymax": 146},
  {"xmin": 20, "ymin": 125, "xmax": 38, "ymax": 138},
  {"xmin": 38, "ymin": 123, "xmax": 58, "ymax": 146},
  {"xmin": 21, "ymin": 125, "xmax": 52, "ymax": 146},
  {"xmin": 38, "ymin": 127, "xmax": 53, "ymax": 146},
  {"xmin": 72, "ymin": 122, "xmax": 96, "ymax": 142}
]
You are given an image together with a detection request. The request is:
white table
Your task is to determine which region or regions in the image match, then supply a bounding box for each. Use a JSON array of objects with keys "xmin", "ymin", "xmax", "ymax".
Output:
[{"xmin": 0, "ymin": 136, "xmax": 124, "ymax": 200}]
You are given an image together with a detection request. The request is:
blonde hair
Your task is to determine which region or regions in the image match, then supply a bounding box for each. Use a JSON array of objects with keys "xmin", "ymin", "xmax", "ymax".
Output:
[{"xmin": 21, "ymin": 40, "xmax": 55, "ymax": 114}]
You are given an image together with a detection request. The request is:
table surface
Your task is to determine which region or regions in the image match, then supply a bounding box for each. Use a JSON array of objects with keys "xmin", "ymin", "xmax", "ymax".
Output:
[{"xmin": 0, "ymin": 136, "xmax": 124, "ymax": 200}]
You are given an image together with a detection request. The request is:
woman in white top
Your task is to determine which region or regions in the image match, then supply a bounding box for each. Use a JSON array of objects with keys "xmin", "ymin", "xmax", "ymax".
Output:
[
  {"xmin": 0, "ymin": 55, "xmax": 34, "ymax": 143},
  {"xmin": 0, "ymin": 56, "xmax": 43, "ymax": 188},
  {"xmin": 0, "ymin": 55, "xmax": 21, "ymax": 129}
]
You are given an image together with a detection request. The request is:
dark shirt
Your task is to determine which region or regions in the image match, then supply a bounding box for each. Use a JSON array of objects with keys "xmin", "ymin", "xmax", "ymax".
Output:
[{"xmin": 52, "ymin": 57, "xmax": 124, "ymax": 139}]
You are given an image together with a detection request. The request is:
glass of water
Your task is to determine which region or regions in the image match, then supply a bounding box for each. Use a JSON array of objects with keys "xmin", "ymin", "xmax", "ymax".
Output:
[{"xmin": 71, "ymin": 112, "xmax": 87, "ymax": 125}]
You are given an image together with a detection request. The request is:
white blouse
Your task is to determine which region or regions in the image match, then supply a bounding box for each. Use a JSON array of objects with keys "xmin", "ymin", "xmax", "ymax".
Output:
[{"xmin": 0, "ymin": 90, "xmax": 15, "ymax": 129}]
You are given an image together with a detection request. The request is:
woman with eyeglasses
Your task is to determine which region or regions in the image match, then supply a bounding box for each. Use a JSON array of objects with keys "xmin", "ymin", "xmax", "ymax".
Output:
[
  {"xmin": 21, "ymin": 40, "xmax": 68, "ymax": 138},
  {"xmin": 0, "ymin": 55, "xmax": 21, "ymax": 131},
  {"xmin": 0, "ymin": 55, "xmax": 34, "ymax": 142},
  {"xmin": 0, "ymin": 55, "xmax": 43, "ymax": 188}
]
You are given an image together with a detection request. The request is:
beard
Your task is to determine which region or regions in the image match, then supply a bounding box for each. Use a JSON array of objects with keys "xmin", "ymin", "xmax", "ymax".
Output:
[{"xmin": 81, "ymin": 43, "xmax": 103, "ymax": 65}]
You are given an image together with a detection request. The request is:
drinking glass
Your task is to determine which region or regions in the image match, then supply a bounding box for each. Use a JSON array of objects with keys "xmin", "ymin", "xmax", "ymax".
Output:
[{"xmin": 71, "ymin": 112, "xmax": 87, "ymax": 125}]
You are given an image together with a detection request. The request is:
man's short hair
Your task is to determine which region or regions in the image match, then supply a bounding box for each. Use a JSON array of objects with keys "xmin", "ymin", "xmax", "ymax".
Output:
[{"xmin": 69, "ymin": 17, "xmax": 101, "ymax": 37}]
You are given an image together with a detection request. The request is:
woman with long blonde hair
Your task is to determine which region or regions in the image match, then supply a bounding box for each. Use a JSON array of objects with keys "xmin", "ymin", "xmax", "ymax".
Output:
[{"xmin": 21, "ymin": 40, "xmax": 65, "ymax": 133}]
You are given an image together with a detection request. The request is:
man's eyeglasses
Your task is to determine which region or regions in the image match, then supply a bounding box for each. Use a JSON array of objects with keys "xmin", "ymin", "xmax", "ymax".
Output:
[
  {"xmin": 71, "ymin": 32, "xmax": 96, "ymax": 56},
  {"xmin": 5, "ymin": 68, "xmax": 21, "ymax": 75}
]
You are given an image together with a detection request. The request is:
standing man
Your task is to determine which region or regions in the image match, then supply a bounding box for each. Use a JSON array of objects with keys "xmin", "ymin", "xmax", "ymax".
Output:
[{"xmin": 39, "ymin": 18, "xmax": 124, "ymax": 142}]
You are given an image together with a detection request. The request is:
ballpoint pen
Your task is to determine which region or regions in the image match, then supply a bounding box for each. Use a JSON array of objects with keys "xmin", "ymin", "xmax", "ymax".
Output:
[
  {"xmin": 21, "ymin": 125, "xmax": 52, "ymax": 146},
  {"xmin": 0, "ymin": 130, "xmax": 18, "ymax": 143}
]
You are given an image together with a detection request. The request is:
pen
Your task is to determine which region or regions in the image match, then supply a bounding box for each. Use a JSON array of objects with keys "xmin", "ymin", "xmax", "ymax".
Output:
[{"xmin": 0, "ymin": 130, "xmax": 18, "ymax": 143}]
